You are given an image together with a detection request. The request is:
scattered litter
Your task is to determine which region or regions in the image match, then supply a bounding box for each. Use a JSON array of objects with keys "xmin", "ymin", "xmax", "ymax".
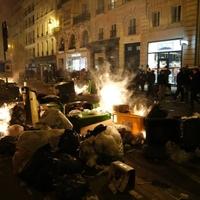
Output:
[
  {"xmin": 168, "ymin": 192, "xmax": 189, "ymax": 200},
  {"xmin": 85, "ymin": 194, "xmax": 99, "ymax": 200},
  {"xmin": 179, "ymin": 193, "xmax": 189, "ymax": 199},
  {"xmin": 166, "ymin": 141, "xmax": 192, "ymax": 163},
  {"xmin": 129, "ymin": 190, "xmax": 143, "ymax": 199},
  {"xmin": 181, "ymin": 112, "xmax": 200, "ymax": 120}
]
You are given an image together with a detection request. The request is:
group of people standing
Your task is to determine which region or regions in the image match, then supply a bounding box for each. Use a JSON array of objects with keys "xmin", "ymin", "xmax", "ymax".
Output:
[
  {"xmin": 174, "ymin": 66, "xmax": 200, "ymax": 107},
  {"xmin": 132, "ymin": 65, "xmax": 200, "ymax": 107}
]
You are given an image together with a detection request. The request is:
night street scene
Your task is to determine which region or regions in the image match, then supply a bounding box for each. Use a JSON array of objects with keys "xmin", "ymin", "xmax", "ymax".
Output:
[{"xmin": 0, "ymin": 0, "xmax": 200, "ymax": 199}]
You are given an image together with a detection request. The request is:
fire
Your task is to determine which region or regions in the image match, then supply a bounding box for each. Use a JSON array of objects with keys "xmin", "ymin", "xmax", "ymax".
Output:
[
  {"xmin": 131, "ymin": 104, "xmax": 151, "ymax": 117},
  {"xmin": 142, "ymin": 130, "xmax": 146, "ymax": 139},
  {"xmin": 98, "ymin": 74, "xmax": 131, "ymax": 112},
  {"xmin": 0, "ymin": 103, "xmax": 14, "ymax": 137}
]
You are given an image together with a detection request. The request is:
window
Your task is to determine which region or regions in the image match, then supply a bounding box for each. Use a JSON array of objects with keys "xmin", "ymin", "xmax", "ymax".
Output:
[
  {"xmin": 33, "ymin": 48, "xmax": 35, "ymax": 57},
  {"xmin": 37, "ymin": 26, "xmax": 39, "ymax": 38},
  {"xmin": 110, "ymin": 24, "xmax": 117, "ymax": 38},
  {"xmin": 108, "ymin": 0, "xmax": 117, "ymax": 10},
  {"xmin": 69, "ymin": 34, "xmax": 76, "ymax": 49},
  {"xmin": 59, "ymin": 38, "xmax": 65, "ymax": 51},
  {"xmin": 41, "ymin": 24, "xmax": 44, "ymax": 36},
  {"xmin": 152, "ymin": 11, "xmax": 160, "ymax": 27},
  {"xmin": 37, "ymin": 43, "xmax": 39, "ymax": 56},
  {"xmin": 41, "ymin": 42, "xmax": 44, "ymax": 56},
  {"xmin": 98, "ymin": 28, "xmax": 104, "ymax": 40},
  {"xmin": 51, "ymin": 38, "xmax": 54, "ymax": 54},
  {"xmin": 46, "ymin": 40, "xmax": 48, "ymax": 55},
  {"xmin": 46, "ymin": 22, "xmax": 48, "ymax": 35},
  {"xmin": 128, "ymin": 18, "xmax": 136, "ymax": 35},
  {"xmin": 96, "ymin": 0, "xmax": 104, "ymax": 14},
  {"xmin": 82, "ymin": 3, "xmax": 88, "ymax": 14},
  {"xmin": 82, "ymin": 31, "xmax": 89, "ymax": 47},
  {"xmin": 171, "ymin": 5, "xmax": 181, "ymax": 23}
]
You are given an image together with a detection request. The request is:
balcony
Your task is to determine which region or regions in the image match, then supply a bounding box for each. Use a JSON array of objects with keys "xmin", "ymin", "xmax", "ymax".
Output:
[{"xmin": 73, "ymin": 12, "xmax": 91, "ymax": 25}]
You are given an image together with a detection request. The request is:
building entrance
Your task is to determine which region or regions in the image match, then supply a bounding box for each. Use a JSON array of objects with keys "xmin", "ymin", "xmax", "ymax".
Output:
[{"xmin": 148, "ymin": 39, "xmax": 182, "ymax": 84}]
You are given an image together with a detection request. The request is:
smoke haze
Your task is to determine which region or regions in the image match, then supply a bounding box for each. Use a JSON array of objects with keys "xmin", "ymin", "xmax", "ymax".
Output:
[{"xmin": 0, "ymin": 0, "xmax": 18, "ymax": 20}]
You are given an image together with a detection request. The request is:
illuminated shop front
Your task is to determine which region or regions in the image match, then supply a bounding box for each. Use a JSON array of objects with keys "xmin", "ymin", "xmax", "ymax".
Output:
[
  {"xmin": 66, "ymin": 52, "xmax": 88, "ymax": 72},
  {"xmin": 148, "ymin": 39, "xmax": 182, "ymax": 84}
]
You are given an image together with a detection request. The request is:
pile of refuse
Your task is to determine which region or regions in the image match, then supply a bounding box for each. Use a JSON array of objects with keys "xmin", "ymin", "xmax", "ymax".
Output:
[{"xmin": 0, "ymin": 103, "xmax": 137, "ymax": 199}]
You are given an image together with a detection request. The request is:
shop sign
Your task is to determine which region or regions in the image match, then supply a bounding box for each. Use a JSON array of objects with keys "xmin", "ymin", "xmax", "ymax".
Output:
[
  {"xmin": 148, "ymin": 39, "xmax": 182, "ymax": 53},
  {"xmin": 71, "ymin": 53, "xmax": 81, "ymax": 57}
]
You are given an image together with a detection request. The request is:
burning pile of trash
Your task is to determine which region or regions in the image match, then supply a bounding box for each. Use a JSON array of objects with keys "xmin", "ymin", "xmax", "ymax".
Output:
[
  {"xmin": 0, "ymin": 66, "xmax": 152, "ymax": 199},
  {"xmin": 0, "ymin": 101, "xmax": 135, "ymax": 199},
  {"xmin": 2, "ymin": 64, "xmax": 200, "ymax": 199}
]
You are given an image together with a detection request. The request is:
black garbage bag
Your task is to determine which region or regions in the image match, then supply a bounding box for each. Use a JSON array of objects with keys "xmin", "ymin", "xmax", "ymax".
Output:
[
  {"xmin": 54, "ymin": 174, "xmax": 89, "ymax": 200},
  {"xmin": 0, "ymin": 136, "xmax": 17, "ymax": 156},
  {"xmin": 9, "ymin": 104, "xmax": 26, "ymax": 126},
  {"xmin": 19, "ymin": 145, "xmax": 84, "ymax": 192},
  {"xmin": 19, "ymin": 144, "xmax": 55, "ymax": 192},
  {"xmin": 84, "ymin": 124, "xmax": 107, "ymax": 139},
  {"xmin": 53, "ymin": 154, "xmax": 84, "ymax": 175},
  {"xmin": 58, "ymin": 129, "xmax": 80, "ymax": 156}
]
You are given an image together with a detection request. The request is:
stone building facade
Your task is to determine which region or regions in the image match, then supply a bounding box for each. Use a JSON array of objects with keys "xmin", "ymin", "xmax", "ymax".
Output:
[
  {"xmin": 6, "ymin": 0, "xmax": 200, "ymax": 83},
  {"xmin": 56, "ymin": 0, "xmax": 199, "ymax": 84}
]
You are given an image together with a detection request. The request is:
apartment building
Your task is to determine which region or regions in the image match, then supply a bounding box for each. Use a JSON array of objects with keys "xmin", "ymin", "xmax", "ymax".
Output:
[
  {"xmin": 57, "ymin": 0, "xmax": 199, "ymax": 84},
  {"xmin": 33, "ymin": 0, "xmax": 58, "ymax": 80},
  {"xmin": 6, "ymin": 0, "xmax": 200, "ymax": 83}
]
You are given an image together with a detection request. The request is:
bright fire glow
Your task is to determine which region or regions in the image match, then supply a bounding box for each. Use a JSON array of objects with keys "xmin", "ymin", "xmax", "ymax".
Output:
[
  {"xmin": 99, "ymin": 79, "xmax": 129, "ymax": 112},
  {"xmin": 8, "ymin": 78, "xmax": 14, "ymax": 82},
  {"xmin": 0, "ymin": 103, "xmax": 15, "ymax": 137},
  {"xmin": 142, "ymin": 130, "xmax": 146, "ymax": 139},
  {"xmin": 131, "ymin": 104, "xmax": 151, "ymax": 117}
]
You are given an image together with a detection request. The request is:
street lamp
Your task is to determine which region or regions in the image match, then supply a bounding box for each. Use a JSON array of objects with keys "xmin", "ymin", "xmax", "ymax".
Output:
[{"xmin": 48, "ymin": 17, "xmax": 59, "ymax": 34}]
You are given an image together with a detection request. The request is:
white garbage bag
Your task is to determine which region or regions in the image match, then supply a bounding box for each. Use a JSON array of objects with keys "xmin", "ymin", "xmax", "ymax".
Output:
[
  {"xmin": 7, "ymin": 124, "xmax": 24, "ymax": 137},
  {"xmin": 80, "ymin": 125, "xmax": 124, "ymax": 167},
  {"xmin": 39, "ymin": 108, "xmax": 73, "ymax": 129}
]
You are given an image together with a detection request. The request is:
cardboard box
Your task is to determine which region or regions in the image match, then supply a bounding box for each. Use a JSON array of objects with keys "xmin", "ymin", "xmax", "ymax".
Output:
[
  {"xmin": 113, "ymin": 112, "xmax": 144, "ymax": 135},
  {"xmin": 108, "ymin": 161, "xmax": 135, "ymax": 193}
]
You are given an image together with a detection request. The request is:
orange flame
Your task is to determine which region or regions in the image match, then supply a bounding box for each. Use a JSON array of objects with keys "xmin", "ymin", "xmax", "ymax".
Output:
[
  {"xmin": 131, "ymin": 104, "xmax": 151, "ymax": 117},
  {"xmin": 0, "ymin": 103, "xmax": 15, "ymax": 137}
]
